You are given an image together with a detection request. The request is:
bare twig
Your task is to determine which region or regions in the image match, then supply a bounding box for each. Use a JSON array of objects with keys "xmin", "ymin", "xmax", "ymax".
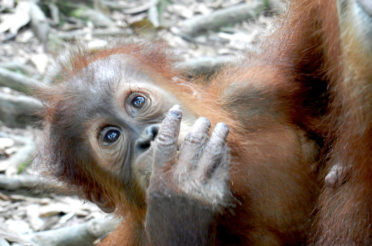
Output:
[
  {"xmin": 56, "ymin": 28, "xmax": 131, "ymax": 41},
  {"xmin": 174, "ymin": 0, "xmax": 287, "ymax": 38},
  {"xmin": 0, "ymin": 175, "xmax": 52, "ymax": 191},
  {"xmin": 76, "ymin": 9, "xmax": 116, "ymax": 28},
  {"xmin": 0, "ymin": 92, "xmax": 42, "ymax": 128},
  {"xmin": 0, "ymin": 62, "xmax": 38, "ymax": 77},
  {"xmin": 175, "ymin": 56, "xmax": 237, "ymax": 79},
  {"xmin": 0, "ymin": 67, "xmax": 45, "ymax": 95},
  {"xmin": 47, "ymin": 3, "xmax": 60, "ymax": 25},
  {"xmin": 175, "ymin": 2, "xmax": 265, "ymax": 37},
  {"xmin": 25, "ymin": 217, "xmax": 121, "ymax": 246},
  {"xmin": 29, "ymin": 2, "xmax": 50, "ymax": 44}
]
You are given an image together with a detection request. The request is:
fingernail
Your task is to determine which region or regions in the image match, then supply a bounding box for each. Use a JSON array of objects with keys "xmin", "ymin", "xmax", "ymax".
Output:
[
  {"xmin": 169, "ymin": 105, "xmax": 182, "ymax": 119},
  {"xmin": 194, "ymin": 117, "xmax": 211, "ymax": 129},
  {"xmin": 215, "ymin": 122, "xmax": 229, "ymax": 138},
  {"xmin": 216, "ymin": 122, "xmax": 229, "ymax": 130}
]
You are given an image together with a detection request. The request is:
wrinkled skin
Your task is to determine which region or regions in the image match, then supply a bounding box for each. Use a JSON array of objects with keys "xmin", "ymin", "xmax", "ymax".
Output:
[{"xmin": 145, "ymin": 105, "xmax": 230, "ymax": 245}]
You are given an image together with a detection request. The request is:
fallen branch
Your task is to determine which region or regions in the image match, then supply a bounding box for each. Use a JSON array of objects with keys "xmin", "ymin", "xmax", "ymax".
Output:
[
  {"xmin": 0, "ymin": 62, "xmax": 38, "ymax": 77},
  {"xmin": 25, "ymin": 217, "xmax": 121, "ymax": 246},
  {"xmin": 0, "ymin": 67, "xmax": 44, "ymax": 95},
  {"xmin": 29, "ymin": 2, "xmax": 50, "ymax": 44},
  {"xmin": 0, "ymin": 175, "xmax": 54, "ymax": 191},
  {"xmin": 175, "ymin": 2, "xmax": 265, "ymax": 37},
  {"xmin": 175, "ymin": 56, "xmax": 236, "ymax": 79},
  {"xmin": 73, "ymin": 9, "xmax": 116, "ymax": 28},
  {"xmin": 56, "ymin": 28, "xmax": 131, "ymax": 41},
  {"xmin": 0, "ymin": 172, "xmax": 80, "ymax": 197},
  {"xmin": 0, "ymin": 92, "xmax": 42, "ymax": 128}
]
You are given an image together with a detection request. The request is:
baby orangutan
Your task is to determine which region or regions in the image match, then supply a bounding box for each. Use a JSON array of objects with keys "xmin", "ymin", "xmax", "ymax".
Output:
[{"xmin": 38, "ymin": 44, "xmax": 319, "ymax": 245}]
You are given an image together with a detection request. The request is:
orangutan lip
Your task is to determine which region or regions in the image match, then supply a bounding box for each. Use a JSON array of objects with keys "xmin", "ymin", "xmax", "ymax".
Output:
[{"xmin": 145, "ymin": 173, "xmax": 151, "ymax": 188}]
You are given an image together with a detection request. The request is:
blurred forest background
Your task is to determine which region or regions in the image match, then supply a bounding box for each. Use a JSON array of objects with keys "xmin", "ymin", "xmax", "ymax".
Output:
[{"xmin": 0, "ymin": 0, "xmax": 285, "ymax": 245}]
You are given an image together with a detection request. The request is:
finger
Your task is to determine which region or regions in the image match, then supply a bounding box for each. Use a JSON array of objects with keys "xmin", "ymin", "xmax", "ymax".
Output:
[
  {"xmin": 153, "ymin": 105, "xmax": 182, "ymax": 168},
  {"xmin": 198, "ymin": 122, "xmax": 229, "ymax": 181},
  {"xmin": 178, "ymin": 117, "xmax": 211, "ymax": 172},
  {"xmin": 325, "ymin": 164, "xmax": 344, "ymax": 188},
  {"xmin": 211, "ymin": 146, "xmax": 230, "ymax": 181}
]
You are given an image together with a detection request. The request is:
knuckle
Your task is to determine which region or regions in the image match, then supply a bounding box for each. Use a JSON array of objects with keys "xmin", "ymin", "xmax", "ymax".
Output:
[
  {"xmin": 161, "ymin": 114, "xmax": 181, "ymax": 128},
  {"xmin": 207, "ymin": 138, "xmax": 226, "ymax": 151},
  {"xmin": 184, "ymin": 134, "xmax": 205, "ymax": 145},
  {"xmin": 202, "ymin": 147, "xmax": 223, "ymax": 163},
  {"xmin": 156, "ymin": 133, "xmax": 176, "ymax": 145},
  {"xmin": 157, "ymin": 126, "xmax": 179, "ymax": 143},
  {"xmin": 159, "ymin": 121, "xmax": 178, "ymax": 134},
  {"xmin": 205, "ymin": 143, "xmax": 221, "ymax": 154}
]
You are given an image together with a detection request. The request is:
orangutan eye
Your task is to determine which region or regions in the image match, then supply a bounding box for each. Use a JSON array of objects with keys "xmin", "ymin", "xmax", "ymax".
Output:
[
  {"xmin": 100, "ymin": 126, "xmax": 121, "ymax": 146},
  {"xmin": 131, "ymin": 95, "xmax": 146, "ymax": 109},
  {"xmin": 126, "ymin": 92, "xmax": 151, "ymax": 116}
]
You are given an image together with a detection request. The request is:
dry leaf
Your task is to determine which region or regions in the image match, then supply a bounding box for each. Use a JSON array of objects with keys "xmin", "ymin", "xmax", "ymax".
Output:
[{"xmin": 0, "ymin": 2, "xmax": 31, "ymax": 34}]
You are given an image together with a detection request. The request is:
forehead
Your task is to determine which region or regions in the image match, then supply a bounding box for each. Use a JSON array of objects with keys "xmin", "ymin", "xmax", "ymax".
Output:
[
  {"xmin": 60, "ymin": 54, "xmax": 156, "ymax": 129},
  {"xmin": 74, "ymin": 54, "xmax": 153, "ymax": 89}
]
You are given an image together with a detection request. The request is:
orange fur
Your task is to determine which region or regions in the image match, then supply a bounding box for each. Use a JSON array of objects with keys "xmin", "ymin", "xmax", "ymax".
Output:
[
  {"xmin": 39, "ymin": 40, "xmax": 319, "ymax": 244},
  {"xmin": 38, "ymin": 0, "xmax": 371, "ymax": 245},
  {"xmin": 261, "ymin": 0, "xmax": 372, "ymax": 244},
  {"xmin": 97, "ymin": 0, "xmax": 372, "ymax": 244},
  {"xmin": 309, "ymin": 0, "xmax": 372, "ymax": 244}
]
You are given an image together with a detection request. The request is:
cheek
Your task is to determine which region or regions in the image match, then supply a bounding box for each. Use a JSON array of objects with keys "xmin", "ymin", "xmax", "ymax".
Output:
[
  {"xmin": 106, "ymin": 144, "xmax": 127, "ymax": 172},
  {"xmin": 90, "ymin": 141, "xmax": 128, "ymax": 173}
]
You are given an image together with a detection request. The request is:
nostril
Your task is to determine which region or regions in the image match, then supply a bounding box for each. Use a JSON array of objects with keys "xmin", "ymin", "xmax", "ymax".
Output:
[
  {"xmin": 135, "ymin": 138, "xmax": 151, "ymax": 153},
  {"xmin": 149, "ymin": 125, "xmax": 159, "ymax": 140},
  {"xmin": 138, "ymin": 140, "xmax": 151, "ymax": 150},
  {"xmin": 135, "ymin": 125, "xmax": 160, "ymax": 153}
]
